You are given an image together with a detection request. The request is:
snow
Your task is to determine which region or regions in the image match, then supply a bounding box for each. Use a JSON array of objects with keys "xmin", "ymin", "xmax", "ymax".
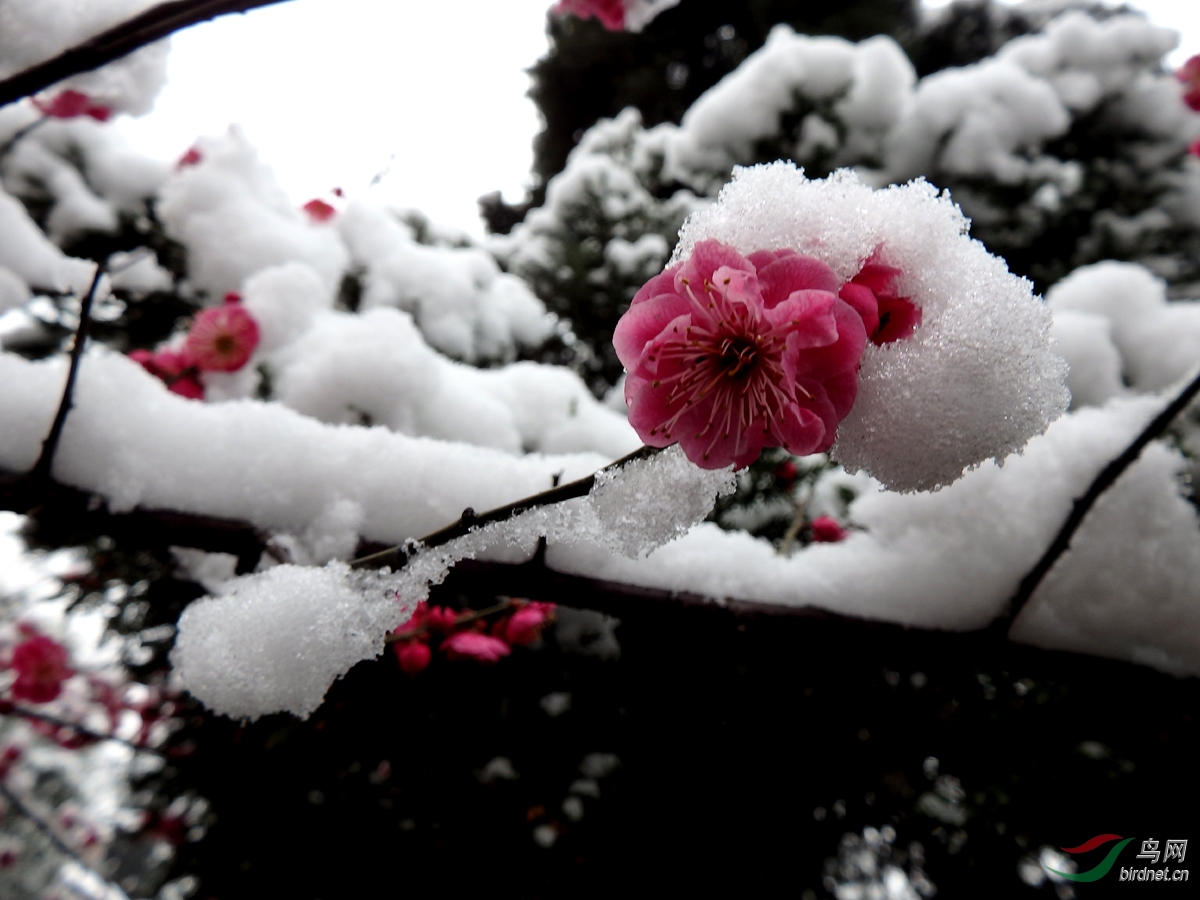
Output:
[
  {"xmin": 671, "ymin": 163, "xmax": 1070, "ymax": 492},
  {"xmin": 0, "ymin": 0, "xmax": 168, "ymax": 116},
  {"xmin": 171, "ymin": 562, "xmax": 411, "ymax": 720},
  {"xmin": 1047, "ymin": 261, "xmax": 1200, "ymax": 392}
]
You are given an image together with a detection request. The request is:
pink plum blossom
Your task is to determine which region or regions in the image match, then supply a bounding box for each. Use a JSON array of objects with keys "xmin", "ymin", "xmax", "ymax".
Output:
[
  {"xmin": 614, "ymin": 239, "xmax": 867, "ymax": 469},
  {"xmin": 32, "ymin": 90, "xmax": 110, "ymax": 122},
  {"xmin": 838, "ymin": 254, "xmax": 921, "ymax": 345},
  {"xmin": 185, "ymin": 303, "xmax": 260, "ymax": 372},
  {"xmin": 1190, "ymin": 138, "xmax": 1200, "ymax": 159},
  {"xmin": 441, "ymin": 631, "xmax": 512, "ymax": 664},
  {"xmin": 502, "ymin": 602, "xmax": 556, "ymax": 646},
  {"xmin": 553, "ymin": 0, "xmax": 626, "ymax": 31},
  {"xmin": 9, "ymin": 635, "xmax": 74, "ymax": 704},
  {"xmin": 810, "ymin": 516, "xmax": 848, "ymax": 543},
  {"xmin": 1177, "ymin": 55, "xmax": 1200, "ymax": 112}
]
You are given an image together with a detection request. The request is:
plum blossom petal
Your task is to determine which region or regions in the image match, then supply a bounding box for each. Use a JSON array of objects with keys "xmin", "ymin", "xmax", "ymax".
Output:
[
  {"xmin": 9, "ymin": 635, "xmax": 74, "ymax": 704},
  {"xmin": 441, "ymin": 632, "xmax": 511, "ymax": 664}
]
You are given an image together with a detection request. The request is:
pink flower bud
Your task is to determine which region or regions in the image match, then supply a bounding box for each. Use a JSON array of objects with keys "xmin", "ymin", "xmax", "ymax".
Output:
[
  {"xmin": 553, "ymin": 0, "xmax": 626, "ymax": 30},
  {"xmin": 9, "ymin": 634, "xmax": 74, "ymax": 704},
  {"xmin": 1177, "ymin": 55, "xmax": 1200, "ymax": 112},
  {"xmin": 302, "ymin": 199, "xmax": 337, "ymax": 223},
  {"xmin": 32, "ymin": 90, "xmax": 110, "ymax": 121},
  {"xmin": 503, "ymin": 602, "xmax": 556, "ymax": 646},
  {"xmin": 176, "ymin": 147, "xmax": 203, "ymax": 169},
  {"xmin": 393, "ymin": 641, "xmax": 431, "ymax": 675},
  {"xmin": 809, "ymin": 516, "xmax": 848, "ymax": 543},
  {"xmin": 441, "ymin": 631, "xmax": 512, "ymax": 664}
]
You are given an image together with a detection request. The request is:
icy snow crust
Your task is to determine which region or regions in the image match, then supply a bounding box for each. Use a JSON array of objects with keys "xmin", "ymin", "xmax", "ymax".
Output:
[{"xmin": 672, "ymin": 164, "xmax": 1071, "ymax": 491}]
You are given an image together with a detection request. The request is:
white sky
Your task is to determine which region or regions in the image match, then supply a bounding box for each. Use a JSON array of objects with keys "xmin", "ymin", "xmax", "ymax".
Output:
[{"xmin": 115, "ymin": 0, "xmax": 1200, "ymax": 239}]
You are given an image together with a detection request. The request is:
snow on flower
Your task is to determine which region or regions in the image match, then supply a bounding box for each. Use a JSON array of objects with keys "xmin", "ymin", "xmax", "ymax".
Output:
[
  {"xmin": 31, "ymin": 89, "xmax": 111, "ymax": 122},
  {"xmin": 614, "ymin": 239, "xmax": 867, "ymax": 469},
  {"xmin": 8, "ymin": 634, "xmax": 74, "ymax": 704},
  {"xmin": 668, "ymin": 163, "xmax": 1069, "ymax": 492},
  {"xmin": 1177, "ymin": 54, "xmax": 1200, "ymax": 112},
  {"xmin": 440, "ymin": 631, "xmax": 512, "ymax": 663},
  {"xmin": 184, "ymin": 300, "xmax": 261, "ymax": 372}
]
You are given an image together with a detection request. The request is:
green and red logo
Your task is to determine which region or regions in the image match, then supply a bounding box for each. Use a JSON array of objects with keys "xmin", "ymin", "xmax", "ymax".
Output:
[{"xmin": 1048, "ymin": 834, "xmax": 1135, "ymax": 882}]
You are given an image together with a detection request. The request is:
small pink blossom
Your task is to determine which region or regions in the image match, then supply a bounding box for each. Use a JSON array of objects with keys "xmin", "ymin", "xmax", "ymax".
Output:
[
  {"xmin": 615, "ymin": 239, "xmax": 867, "ymax": 469},
  {"xmin": 129, "ymin": 348, "xmax": 205, "ymax": 399},
  {"xmin": 303, "ymin": 199, "xmax": 337, "ymax": 222},
  {"xmin": 502, "ymin": 602, "xmax": 556, "ymax": 646},
  {"xmin": 1177, "ymin": 55, "xmax": 1200, "ymax": 112},
  {"xmin": 9, "ymin": 635, "xmax": 74, "ymax": 704},
  {"xmin": 32, "ymin": 90, "xmax": 111, "ymax": 122},
  {"xmin": 393, "ymin": 641, "xmax": 432, "ymax": 675},
  {"xmin": 1190, "ymin": 138, "xmax": 1200, "ymax": 159},
  {"xmin": 441, "ymin": 631, "xmax": 512, "ymax": 664},
  {"xmin": 838, "ymin": 254, "xmax": 921, "ymax": 345},
  {"xmin": 809, "ymin": 516, "xmax": 847, "ymax": 543},
  {"xmin": 176, "ymin": 147, "xmax": 203, "ymax": 169},
  {"xmin": 553, "ymin": 0, "xmax": 626, "ymax": 30},
  {"xmin": 184, "ymin": 303, "xmax": 260, "ymax": 372},
  {"xmin": 774, "ymin": 459, "xmax": 798, "ymax": 488}
]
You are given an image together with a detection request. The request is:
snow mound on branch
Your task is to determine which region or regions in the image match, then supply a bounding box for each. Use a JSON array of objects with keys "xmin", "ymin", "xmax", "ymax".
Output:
[
  {"xmin": 171, "ymin": 563, "xmax": 412, "ymax": 720},
  {"xmin": 171, "ymin": 447, "xmax": 732, "ymax": 719},
  {"xmin": 385, "ymin": 445, "xmax": 736, "ymax": 610},
  {"xmin": 268, "ymin": 306, "xmax": 639, "ymax": 458},
  {"xmin": 1047, "ymin": 261, "xmax": 1200, "ymax": 393},
  {"xmin": 157, "ymin": 126, "xmax": 348, "ymax": 301},
  {"xmin": 550, "ymin": 395, "xmax": 1200, "ymax": 676},
  {"xmin": 666, "ymin": 27, "xmax": 914, "ymax": 191},
  {"xmin": 671, "ymin": 163, "xmax": 1070, "ymax": 491},
  {"xmin": 0, "ymin": 0, "xmax": 168, "ymax": 116},
  {"xmin": 0, "ymin": 188, "xmax": 93, "ymax": 292},
  {"xmin": 338, "ymin": 200, "xmax": 551, "ymax": 363}
]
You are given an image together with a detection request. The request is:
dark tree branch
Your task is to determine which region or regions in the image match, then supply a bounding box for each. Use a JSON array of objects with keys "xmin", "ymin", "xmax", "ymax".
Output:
[
  {"xmin": 0, "ymin": 0, "xmax": 294, "ymax": 109},
  {"xmin": 993, "ymin": 366, "xmax": 1200, "ymax": 636},
  {"xmin": 349, "ymin": 444, "xmax": 661, "ymax": 571},
  {"xmin": 0, "ymin": 702, "xmax": 162, "ymax": 754},
  {"xmin": 25, "ymin": 264, "xmax": 106, "ymax": 504}
]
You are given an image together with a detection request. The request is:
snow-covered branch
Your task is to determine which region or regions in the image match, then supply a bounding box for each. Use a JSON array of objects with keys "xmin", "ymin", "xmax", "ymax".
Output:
[{"xmin": 0, "ymin": 0, "xmax": 294, "ymax": 109}]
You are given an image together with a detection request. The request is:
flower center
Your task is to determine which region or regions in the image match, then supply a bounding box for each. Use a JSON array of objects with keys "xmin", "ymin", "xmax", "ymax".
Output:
[
  {"xmin": 215, "ymin": 334, "xmax": 236, "ymax": 354},
  {"xmin": 716, "ymin": 336, "xmax": 758, "ymax": 381}
]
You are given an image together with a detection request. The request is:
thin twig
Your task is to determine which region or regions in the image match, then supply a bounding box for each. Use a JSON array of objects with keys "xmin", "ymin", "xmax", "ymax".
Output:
[
  {"xmin": 993, "ymin": 366, "xmax": 1200, "ymax": 636},
  {"xmin": 0, "ymin": 115, "xmax": 48, "ymax": 161},
  {"xmin": 383, "ymin": 598, "xmax": 515, "ymax": 644},
  {"xmin": 0, "ymin": 703, "xmax": 163, "ymax": 754},
  {"xmin": 28, "ymin": 263, "xmax": 106, "ymax": 495},
  {"xmin": 0, "ymin": 0, "xmax": 294, "ymax": 110},
  {"xmin": 350, "ymin": 445, "xmax": 661, "ymax": 572},
  {"xmin": 0, "ymin": 779, "xmax": 92, "ymax": 870}
]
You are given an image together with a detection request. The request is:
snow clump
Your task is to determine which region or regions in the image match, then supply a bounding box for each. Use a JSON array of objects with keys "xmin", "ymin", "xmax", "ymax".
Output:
[{"xmin": 671, "ymin": 162, "xmax": 1070, "ymax": 491}]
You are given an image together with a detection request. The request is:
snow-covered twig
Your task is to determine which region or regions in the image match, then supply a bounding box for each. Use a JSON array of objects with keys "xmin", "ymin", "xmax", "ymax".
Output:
[
  {"xmin": 997, "ymin": 365, "xmax": 1200, "ymax": 636},
  {"xmin": 0, "ymin": 702, "xmax": 163, "ymax": 755},
  {"xmin": 349, "ymin": 444, "xmax": 662, "ymax": 572},
  {"xmin": 0, "ymin": 0, "xmax": 294, "ymax": 109}
]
